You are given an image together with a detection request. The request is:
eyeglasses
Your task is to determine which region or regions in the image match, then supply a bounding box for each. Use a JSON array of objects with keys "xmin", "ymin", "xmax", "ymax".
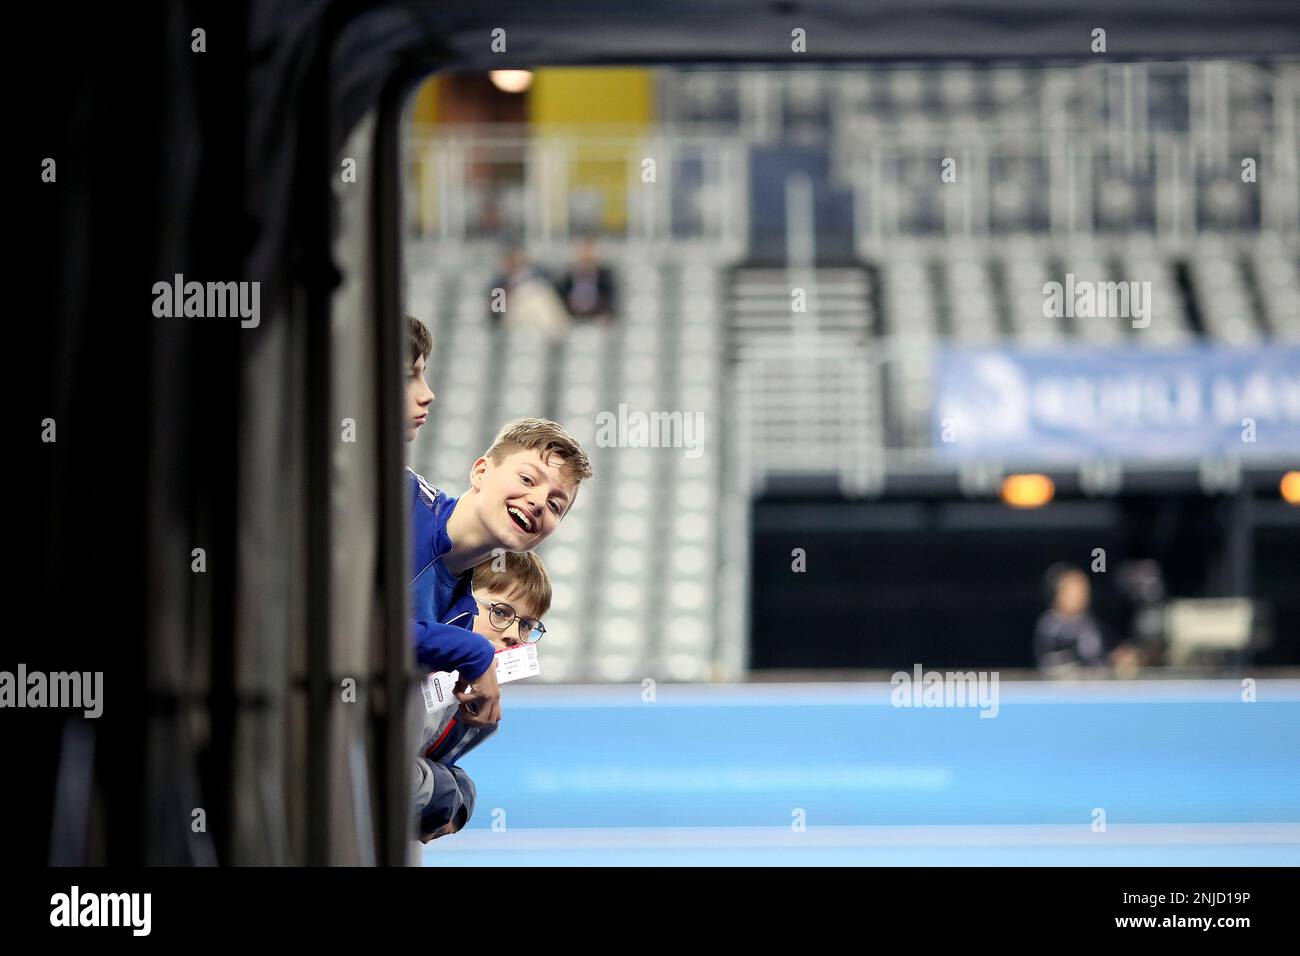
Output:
[{"xmin": 474, "ymin": 599, "xmax": 546, "ymax": 644}]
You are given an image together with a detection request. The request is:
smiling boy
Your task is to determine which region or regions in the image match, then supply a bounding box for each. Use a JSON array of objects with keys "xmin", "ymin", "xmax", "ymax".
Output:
[
  {"xmin": 409, "ymin": 418, "xmax": 590, "ymax": 717},
  {"xmin": 405, "ymin": 315, "xmax": 591, "ymax": 725}
]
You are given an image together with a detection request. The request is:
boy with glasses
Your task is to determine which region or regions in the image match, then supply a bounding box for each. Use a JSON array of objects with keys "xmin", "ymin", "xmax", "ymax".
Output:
[{"xmin": 415, "ymin": 551, "xmax": 552, "ymax": 842}]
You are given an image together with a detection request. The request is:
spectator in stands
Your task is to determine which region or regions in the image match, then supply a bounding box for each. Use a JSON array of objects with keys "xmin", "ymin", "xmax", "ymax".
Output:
[
  {"xmin": 1034, "ymin": 564, "xmax": 1107, "ymax": 675},
  {"xmin": 1111, "ymin": 559, "xmax": 1169, "ymax": 674},
  {"xmin": 557, "ymin": 238, "xmax": 617, "ymax": 322},
  {"xmin": 488, "ymin": 246, "xmax": 571, "ymax": 337}
]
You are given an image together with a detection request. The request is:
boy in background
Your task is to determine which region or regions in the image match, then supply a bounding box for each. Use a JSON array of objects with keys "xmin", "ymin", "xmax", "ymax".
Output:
[{"xmin": 404, "ymin": 314, "xmax": 499, "ymax": 715}]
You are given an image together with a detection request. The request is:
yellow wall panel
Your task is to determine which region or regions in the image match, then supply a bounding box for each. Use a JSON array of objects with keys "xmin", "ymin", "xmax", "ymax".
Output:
[
  {"xmin": 528, "ymin": 68, "xmax": 654, "ymax": 127},
  {"xmin": 411, "ymin": 75, "xmax": 440, "ymax": 125},
  {"xmin": 529, "ymin": 69, "xmax": 655, "ymax": 229}
]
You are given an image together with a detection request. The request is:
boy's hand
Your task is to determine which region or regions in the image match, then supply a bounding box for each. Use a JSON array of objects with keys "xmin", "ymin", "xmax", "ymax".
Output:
[{"xmin": 454, "ymin": 666, "xmax": 502, "ymax": 726}]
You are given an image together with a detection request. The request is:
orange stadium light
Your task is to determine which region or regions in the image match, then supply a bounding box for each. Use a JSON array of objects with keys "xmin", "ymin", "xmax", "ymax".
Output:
[
  {"xmin": 1282, "ymin": 471, "xmax": 1300, "ymax": 506},
  {"xmin": 1000, "ymin": 473, "xmax": 1055, "ymax": 509},
  {"xmin": 489, "ymin": 69, "xmax": 533, "ymax": 93}
]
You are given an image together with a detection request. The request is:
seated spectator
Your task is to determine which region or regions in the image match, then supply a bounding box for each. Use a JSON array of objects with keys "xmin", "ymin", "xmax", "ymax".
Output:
[
  {"xmin": 1034, "ymin": 564, "xmax": 1107, "ymax": 675},
  {"xmin": 557, "ymin": 239, "xmax": 616, "ymax": 321},
  {"xmin": 1114, "ymin": 559, "xmax": 1168, "ymax": 671},
  {"xmin": 488, "ymin": 246, "xmax": 570, "ymax": 337}
]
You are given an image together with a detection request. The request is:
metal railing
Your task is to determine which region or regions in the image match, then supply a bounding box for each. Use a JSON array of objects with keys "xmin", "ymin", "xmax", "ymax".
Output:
[
  {"xmin": 659, "ymin": 61, "xmax": 1300, "ymax": 144},
  {"xmin": 841, "ymin": 127, "xmax": 1300, "ymax": 253},
  {"xmin": 406, "ymin": 123, "xmax": 749, "ymax": 253}
]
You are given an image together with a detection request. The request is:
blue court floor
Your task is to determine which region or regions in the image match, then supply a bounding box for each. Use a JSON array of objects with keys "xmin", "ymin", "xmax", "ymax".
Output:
[{"xmin": 423, "ymin": 679, "xmax": 1300, "ymax": 866}]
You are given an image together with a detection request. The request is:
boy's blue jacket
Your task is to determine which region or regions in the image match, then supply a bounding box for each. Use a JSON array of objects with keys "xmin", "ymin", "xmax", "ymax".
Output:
[{"xmin": 408, "ymin": 468, "xmax": 495, "ymax": 680}]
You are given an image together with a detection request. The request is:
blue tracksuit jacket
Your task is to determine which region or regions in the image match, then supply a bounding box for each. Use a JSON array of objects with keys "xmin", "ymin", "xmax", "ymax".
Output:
[{"xmin": 408, "ymin": 468, "xmax": 495, "ymax": 680}]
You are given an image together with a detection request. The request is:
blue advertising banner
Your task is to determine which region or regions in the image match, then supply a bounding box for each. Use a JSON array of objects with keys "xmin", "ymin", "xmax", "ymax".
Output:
[{"xmin": 933, "ymin": 346, "xmax": 1300, "ymax": 460}]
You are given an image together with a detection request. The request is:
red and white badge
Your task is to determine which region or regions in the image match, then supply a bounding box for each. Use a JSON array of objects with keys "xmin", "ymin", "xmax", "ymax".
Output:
[{"xmin": 495, "ymin": 643, "xmax": 541, "ymax": 683}]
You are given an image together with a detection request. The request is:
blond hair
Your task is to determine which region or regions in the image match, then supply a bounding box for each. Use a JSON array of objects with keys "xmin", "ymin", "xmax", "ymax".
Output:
[
  {"xmin": 484, "ymin": 418, "xmax": 593, "ymax": 487},
  {"xmin": 471, "ymin": 551, "xmax": 552, "ymax": 617}
]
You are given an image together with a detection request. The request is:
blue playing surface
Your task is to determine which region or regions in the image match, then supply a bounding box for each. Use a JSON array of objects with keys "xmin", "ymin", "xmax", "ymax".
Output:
[{"xmin": 423, "ymin": 680, "xmax": 1300, "ymax": 866}]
